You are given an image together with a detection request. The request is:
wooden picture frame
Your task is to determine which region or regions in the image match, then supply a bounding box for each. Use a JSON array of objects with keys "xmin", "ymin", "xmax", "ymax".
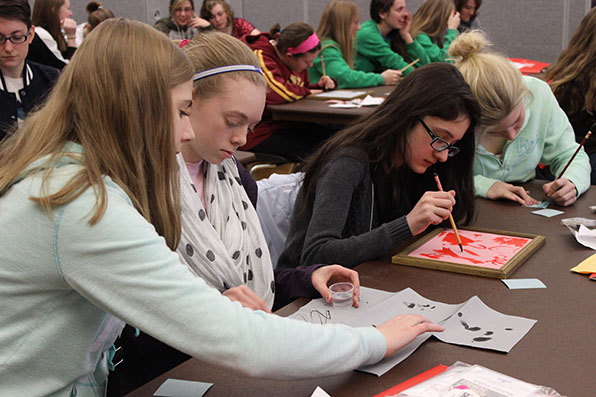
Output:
[{"xmin": 391, "ymin": 227, "xmax": 545, "ymax": 279}]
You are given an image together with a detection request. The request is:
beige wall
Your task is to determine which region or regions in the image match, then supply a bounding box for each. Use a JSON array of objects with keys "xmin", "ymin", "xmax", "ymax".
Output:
[{"xmin": 35, "ymin": 0, "xmax": 592, "ymax": 63}]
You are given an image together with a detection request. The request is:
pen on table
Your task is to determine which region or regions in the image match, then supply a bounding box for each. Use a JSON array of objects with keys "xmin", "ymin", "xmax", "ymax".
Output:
[
  {"xmin": 399, "ymin": 58, "xmax": 419, "ymax": 73},
  {"xmin": 433, "ymin": 171, "xmax": 463, "ymax": 252},
  {"xmin": 545, "ymin": 122, "xmax": 594, "ymax": 199}
]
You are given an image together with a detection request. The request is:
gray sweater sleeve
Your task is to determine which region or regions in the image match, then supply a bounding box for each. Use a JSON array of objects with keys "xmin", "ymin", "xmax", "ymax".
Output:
[{"xmin": 300, "ymin": 155, "xmax": 412, "ymax": 268}]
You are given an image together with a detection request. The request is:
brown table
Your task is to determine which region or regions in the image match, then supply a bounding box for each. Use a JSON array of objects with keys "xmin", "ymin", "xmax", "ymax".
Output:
[
  {"xmin": 267, "ymin": 86, "xmax": 393, "ymax": 125},
  {"xmin": 128, "ymin": 181, "xmax": 596, "ymax": 397}
]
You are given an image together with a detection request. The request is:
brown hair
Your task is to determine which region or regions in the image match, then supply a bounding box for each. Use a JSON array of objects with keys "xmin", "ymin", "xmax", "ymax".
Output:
[
  {"xmin": 200, "ymin": 0, "xmax": 234, "ymax": 27},
  {"xmin": 0, "ymin": 19, "xmax": 194, "ymax": 249},
  {"xmin": 269, "ymin": 22, "xmax": 320, "ymax": 56},
  {"xmin": 181, "ymin": 32, "xmax": 265, "ymax": 100},
  {"xmin": 453, "ymin": 0, "xmax": 482, "ymax": 24},
  {"xmin": 0, "ymin": 0, "xmax": 32, "ymax": 28},
  {"xmin": 543, "ymin": 7, "xmax": 596, "ymax": 116},
  {"xmin": 411, "ymin": 0, "xmax": 455, "ymax": 48},
  {"xmin": 32, "ymin": 0, "xmax": 66, "ymax": 52},
  {"xmin": 316, "ymin": 0, "xmax": 359, "ymax": 68},
  {"xmin": 86, "ymin": 1, "xmax": 114, "ymax": 31},
  {"xmin": 297, "ymin": 63, "xmax": 480, "ymax": 224}
]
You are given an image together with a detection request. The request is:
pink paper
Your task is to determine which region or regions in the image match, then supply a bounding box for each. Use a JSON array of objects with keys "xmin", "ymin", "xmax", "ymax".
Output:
[{"xmin": 408, "ymin": 230, "xmax": 532, "ymax": 269}]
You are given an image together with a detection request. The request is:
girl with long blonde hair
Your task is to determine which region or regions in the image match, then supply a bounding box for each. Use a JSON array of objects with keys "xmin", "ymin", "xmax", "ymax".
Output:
[
  {"xmin": 309, "ymin": 0, "xmax": 401, "ymax": 88},
  {"xmin": 0, "ymin": 18, "xmax": 442, "ymax": 396},
  {"xmin": 410, "ymin": 0, "xmax": 460, "ymax": 62},
  {"xmin": 450, "ymin": 30, "xmax": 590, "ymax": 207}
]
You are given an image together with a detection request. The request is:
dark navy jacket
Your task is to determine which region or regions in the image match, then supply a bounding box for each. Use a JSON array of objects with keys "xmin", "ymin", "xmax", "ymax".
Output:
[{"xmin": 0, "ymin": 60, "xmax": 59, "ymax": 141}]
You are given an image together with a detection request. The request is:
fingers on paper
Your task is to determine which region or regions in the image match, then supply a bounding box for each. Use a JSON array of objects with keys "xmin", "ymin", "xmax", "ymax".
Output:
[
  {"xmin": 544, "ymin": 178, "xmax": 577, "ymax": 207},
  {"xmin": 378, "ymin": 314, "xmax": 443, "ymax": 357}
]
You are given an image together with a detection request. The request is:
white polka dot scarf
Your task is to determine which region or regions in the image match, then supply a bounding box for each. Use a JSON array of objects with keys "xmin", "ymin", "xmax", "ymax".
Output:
[{"xmin": 176, "ymin": 155, "xmax": 275, "ymax": 309}]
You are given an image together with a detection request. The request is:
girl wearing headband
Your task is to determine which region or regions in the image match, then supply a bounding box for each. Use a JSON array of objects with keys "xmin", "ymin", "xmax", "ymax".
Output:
[
  {"xmin": 178, "ymin": 33, "xmax": 351, "ymax": 312},
  {"xmin": 450, "ymin": 31, "xmax": 590, "ymax": 206},
  {"xmin": 0, "ymin": 20, "xmax": 443, "ymax": 395},
  {"xmin": 241, "ymin": 22, "xmax": 337, "ymax": 160},
  {"xmin": 310, "ymin": 0, "xmax": 402, "ymax": 89}
]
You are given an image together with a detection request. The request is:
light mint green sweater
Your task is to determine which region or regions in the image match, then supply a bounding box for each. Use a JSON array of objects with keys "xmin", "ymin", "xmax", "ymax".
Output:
[
  {"xmin": 0, "ymin": 145, "xmax": 386, "ymax": 396},
  {"xmin": 474, "ymin": 76, "xmax": 591, "ymax": 198}
]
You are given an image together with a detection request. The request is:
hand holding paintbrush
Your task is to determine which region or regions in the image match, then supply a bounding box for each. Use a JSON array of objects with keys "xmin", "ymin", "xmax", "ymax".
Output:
[{"xmin": 543, "ymin": 123, "xmax": 594, "ymax": 206}]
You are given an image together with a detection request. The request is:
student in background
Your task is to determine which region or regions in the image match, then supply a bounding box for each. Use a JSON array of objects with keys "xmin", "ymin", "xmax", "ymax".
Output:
[
  {"xmin": 28, "ymin": 0, "xmax": 77, "ymax": 70},
  {"xmin": 543, "ymin": 7, "xmax": 596, "ymax": 184},
  {"xmin": 278, "ymin": 63, "xmax": 479, "ymax": 269},
  {"xmin": 309, "ymin": 0, "xmax": 401, "ymax": 88},
  {"xmin": 0, "ymin": 0, "xmax": 59, "ymax": 140},
  {"xmin": 75, "ymin": 1, "xmax": 115, "ymax": 46},
  {"xmin": 411, "ymin": 0, "xmax": 460, "ymax": 63},
  {"xmin": 241, "ymin": 22, "xmax": 336, "ymax": 160},
  {"xmin": 0, "ymin": 18, "xmax": 443, "ymax": 396},
  {"xmin": 355, "ymin": 0, "xmax": 429, "ymax": 76},
  {"xmin": 454, "ymin": 0, "xmax": 481, "ymax": 33},
  {"xmin": 155, "ymin": 0, "xmax": 211, "ymax": 40},
  {"xmin": 450, "ymin": 31, "xmax": 590, "ymax": 206},
  {"xmin": 200, "ymin": 0, "xmax": 259, "ymax": 39}
]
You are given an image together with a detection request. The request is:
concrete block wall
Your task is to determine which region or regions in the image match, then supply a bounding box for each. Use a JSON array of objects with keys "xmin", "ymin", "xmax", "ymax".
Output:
[{"xmin": 33, "ymin": 0, "xmax": 592, "ymax": 63}]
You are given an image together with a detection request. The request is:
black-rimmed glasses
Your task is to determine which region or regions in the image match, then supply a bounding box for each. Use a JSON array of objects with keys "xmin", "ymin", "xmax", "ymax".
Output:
[
  {"xmin": 0, "ymin": 31, "xmax": 30, "ymax": 46},
  {"xmin": 419, "ymin": 118, "xmax": 460, "ymax": 157}
]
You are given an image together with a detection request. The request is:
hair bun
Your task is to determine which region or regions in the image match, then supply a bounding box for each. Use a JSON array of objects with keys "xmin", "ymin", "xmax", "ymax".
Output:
[
  {"xmin": 448, "ymin": 29, "xmax": 490, "ymax": 60},
  {"xmin": 86, "ymin": 1, "xmax": 103, "ymax": 14}
]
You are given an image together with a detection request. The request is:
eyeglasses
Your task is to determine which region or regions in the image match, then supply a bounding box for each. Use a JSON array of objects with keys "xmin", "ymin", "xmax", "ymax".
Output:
[
  {"xmin": 0, "ymin": 31, "xmax": 30, "ymax": 46},
  {"xmin": 419, "ymin": 118, "xmax": 460, "ymax": 157},
  {"xmin": 173, "ymin": 7, "xmax": 193, "ymax": 13}
]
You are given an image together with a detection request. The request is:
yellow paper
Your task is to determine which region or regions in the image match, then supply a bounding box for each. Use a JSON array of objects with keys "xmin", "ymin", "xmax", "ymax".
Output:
[{"xmin": 570, "ymin": 253, "xmax": 596, "ymax": 273}]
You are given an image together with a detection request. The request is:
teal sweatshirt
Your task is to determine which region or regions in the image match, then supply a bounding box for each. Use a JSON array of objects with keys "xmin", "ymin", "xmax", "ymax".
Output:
[
  {"xmin": 309, "ymin": 39, "xmax": 385, "ymax": 88},
  {"xmin": 413, "ymin": 28, "xmax": 458, "ymax": 63},
  {"xmin": 355, "ymin": 19, "xmax": 429, "ymax": 75},
  {"xmin": 474, "ymin": 76, "xmax": 591, "ymax": 198},
  {"xmin": 0, "ymin": 144, "xmax": 386, "ymax": 396}
]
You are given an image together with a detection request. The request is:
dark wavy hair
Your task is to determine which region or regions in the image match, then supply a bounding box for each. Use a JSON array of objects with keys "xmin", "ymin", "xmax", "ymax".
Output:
[
  {"xmin": 370, "ymin": 0, "xmax": 411, "ymax": 63},
  {"xmin": 297, "ymin": 63, "xmax": 480, "ymax": 225},
  {"xmin": 0, "ymin": 0, "xmax": 31, "ymax": 27}
]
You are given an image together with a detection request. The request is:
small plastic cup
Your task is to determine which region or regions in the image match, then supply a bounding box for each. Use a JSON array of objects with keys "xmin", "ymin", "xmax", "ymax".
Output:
[{"xmin": 329, "ymin": 282, "xmax": 354, "ymax": 309}]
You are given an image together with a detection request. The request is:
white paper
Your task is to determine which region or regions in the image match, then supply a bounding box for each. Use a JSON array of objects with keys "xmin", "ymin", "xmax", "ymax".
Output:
[
  {"xmin": 290, "ymin": 287, "xmax": 536, "ymax": 377},
  {"xmin": 566, "ymin": 224, "xmax": 596, "ymax": 250},
  {"xmin": 310, "ymin": 386, "xmax": 331, "ymax": 397},
  {"xmin": 360, "ymin": 95, "xmax": 384, "ymax": 106},
  {"xmin": 313, "ymin": 90, "xmax": 367, "ymax": 99},
  {"xmin": 153, "ymin": 379, "xmax": 213, "ymax": 397},
  {"xmin": 288, "ymin": 286, "xmax": 393, "ymax": 324}
]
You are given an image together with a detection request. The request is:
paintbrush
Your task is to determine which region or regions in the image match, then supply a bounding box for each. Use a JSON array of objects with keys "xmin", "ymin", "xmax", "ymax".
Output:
[
  {"xmin": 433, "ymin": 171, "xmax": 463, "ymax": 252},
  {"xmin": 544, "ymin": 123, "xmax": 595, "ymax": 201},
  {"xmin": 399, "ymin": 58, "xmax": 419, "ymax": 73}
]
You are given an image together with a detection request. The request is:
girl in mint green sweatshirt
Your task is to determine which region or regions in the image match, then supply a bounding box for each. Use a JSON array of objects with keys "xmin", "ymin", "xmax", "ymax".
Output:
[
  {"xmin": 451, "ymin": 31, "xmax": 590, "ymax": 207},
  {"xmin": 0, "ymin": 18, "xmax": 443, "ymax": 396}
]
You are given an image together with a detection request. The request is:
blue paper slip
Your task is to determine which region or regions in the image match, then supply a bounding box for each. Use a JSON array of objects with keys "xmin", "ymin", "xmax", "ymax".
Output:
[
  {"xmin": 528, "ymin": 201, "xmax": 550, "ymax": 209},
  {"xmin": 154, "ymin": 379, "xmax": 213, "ymax": 397},
  {"xmin": 502, "ymin": 278, "xmax": 546, "ymax": 289},
  {"xmin": 531, "ymin": 209, "xmax": 564, "ymax": 218}
]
